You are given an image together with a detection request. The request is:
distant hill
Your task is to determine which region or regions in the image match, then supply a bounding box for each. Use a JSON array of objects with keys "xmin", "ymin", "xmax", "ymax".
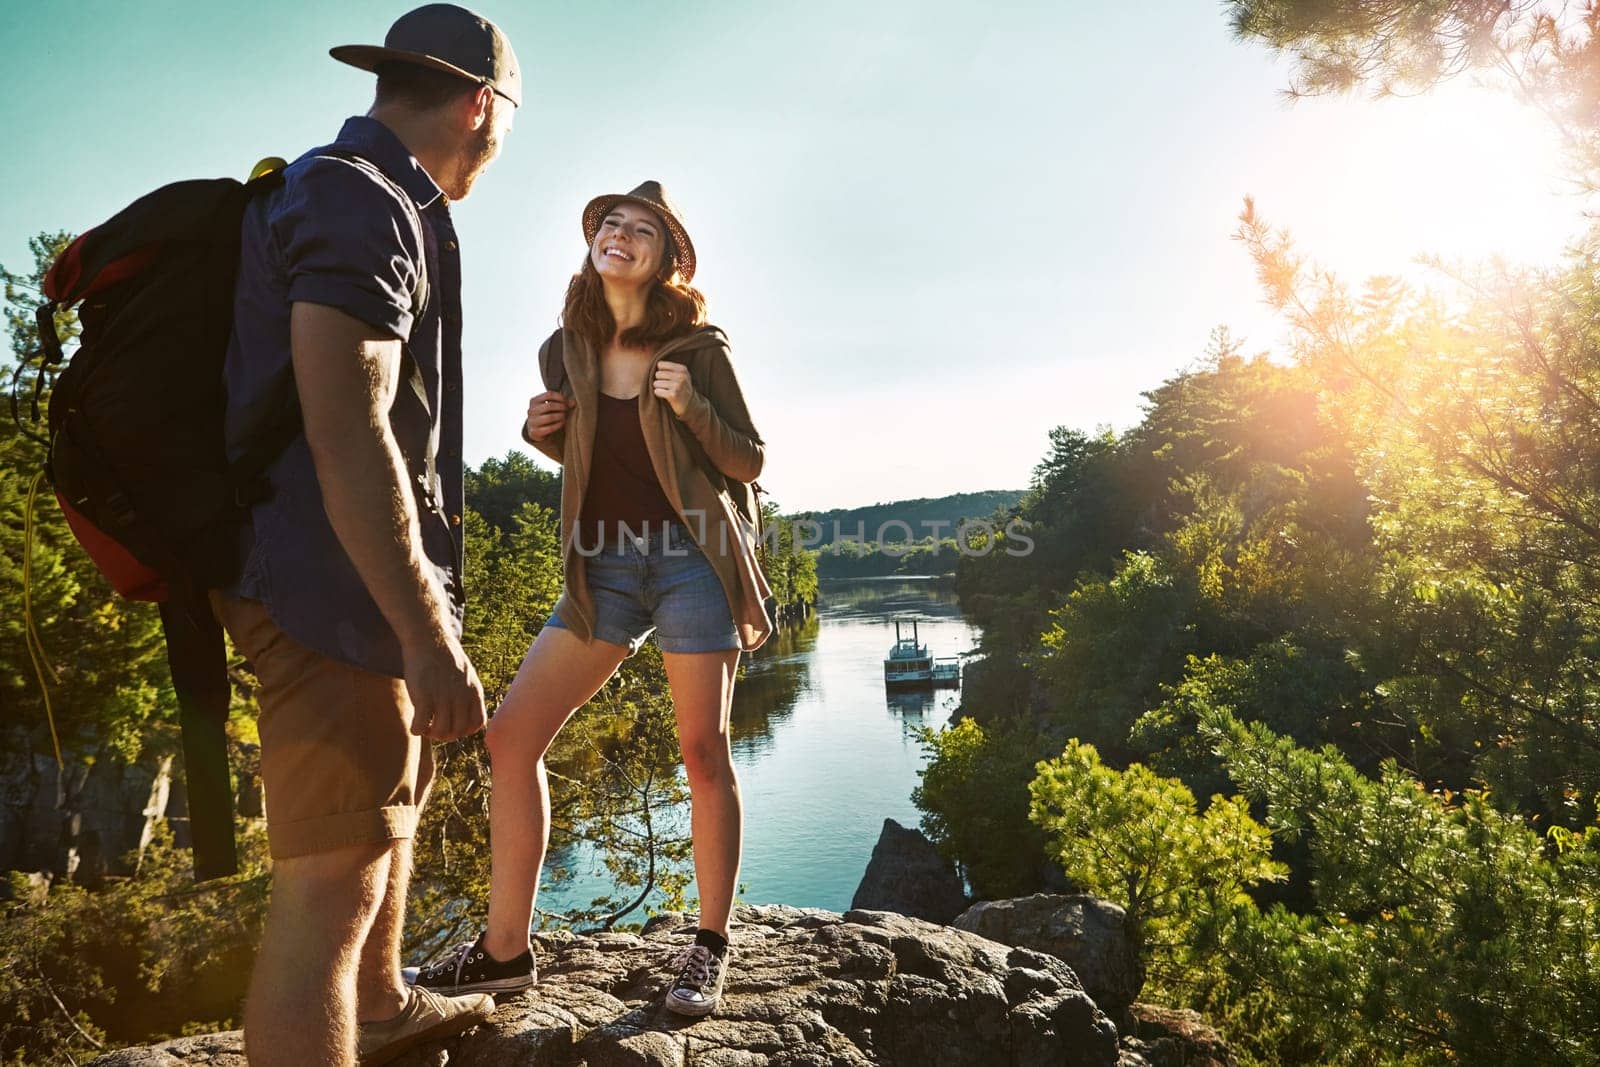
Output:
[{"xmin": 785, "ymin": 490, "xmax": 1027, "ymax": 549}]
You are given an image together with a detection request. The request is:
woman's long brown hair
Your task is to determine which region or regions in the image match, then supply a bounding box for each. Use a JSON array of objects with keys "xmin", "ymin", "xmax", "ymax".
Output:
[{"xmin": 561, "ymin": 238, "xmax": 707, "ymax": 351}]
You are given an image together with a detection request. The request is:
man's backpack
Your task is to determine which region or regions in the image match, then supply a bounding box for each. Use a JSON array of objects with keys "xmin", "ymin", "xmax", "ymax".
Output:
[
  {"xmin": 19, "ymin": 150, "xmax": 425, "ymax": 881},
  {"xmin": 35, "ymin": 163, "xmax": 293, "ymax": 599},
  {"xmin": 18, "ymin": 161, "xmax": 294, "ymax": 882}
]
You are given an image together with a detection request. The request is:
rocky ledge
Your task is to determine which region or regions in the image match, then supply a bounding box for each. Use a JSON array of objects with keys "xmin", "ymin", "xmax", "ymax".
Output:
[{"xmin": 92, "ymin": 903, "xmax": 1121, "ymax": 1067}]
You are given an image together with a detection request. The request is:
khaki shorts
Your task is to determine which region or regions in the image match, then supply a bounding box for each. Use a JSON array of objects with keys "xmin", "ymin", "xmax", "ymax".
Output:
[{"xmin": 209, "ymin": 591, "xmax": 434, "ymax": 860}]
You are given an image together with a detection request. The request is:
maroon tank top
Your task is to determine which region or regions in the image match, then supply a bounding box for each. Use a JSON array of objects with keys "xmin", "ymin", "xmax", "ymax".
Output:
[{"xmin": 579, "ymin": 391, "xmax": 680, "ymax": 543}]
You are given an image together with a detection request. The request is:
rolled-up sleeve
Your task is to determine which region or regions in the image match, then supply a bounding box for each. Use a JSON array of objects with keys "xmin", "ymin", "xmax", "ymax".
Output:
[{"xmin": 272, "ymin": 159, "xmax": 423, "ymax": 340}]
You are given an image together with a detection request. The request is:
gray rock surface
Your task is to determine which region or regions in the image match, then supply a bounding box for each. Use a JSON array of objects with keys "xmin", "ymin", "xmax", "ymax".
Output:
[
  {"xmin": 90, "ymin": 902, "xmax": 1121, "ymax": 1067},
  {"xmin": 952, "ymin": 893, "xmax": 1144, "ymax": 1017},
  {"xmin": 1117, "ymin": 1003, "xmax": 1238, "ymax": 1067},
  {"xmin": 0, "ymin": 728, "xmax": 173, "ymax": 884},
  {"xmin": 1, "ymin": 724, "xmax": 266, "ymax": 886},
  {"xmin": 850, "ymin": 818, "xmax": 968, "ymax": 924}
]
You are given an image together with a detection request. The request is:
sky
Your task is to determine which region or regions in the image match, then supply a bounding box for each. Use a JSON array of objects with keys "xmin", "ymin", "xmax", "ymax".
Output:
[{"xmin": 0, "ymin": 1, "xmax": 1587, "ymax": 513}]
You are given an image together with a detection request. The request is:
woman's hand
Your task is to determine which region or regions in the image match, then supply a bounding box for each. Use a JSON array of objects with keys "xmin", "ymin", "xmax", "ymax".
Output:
[
  {"xmin": 525, "ymin": 389, "xmax": 574, "ymax": 441},
  {"xmin": 653, "ymin": 360, "xmax": 697, "ymax": 418}
]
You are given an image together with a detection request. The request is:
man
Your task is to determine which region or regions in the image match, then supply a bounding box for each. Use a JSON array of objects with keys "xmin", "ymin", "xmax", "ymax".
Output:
[{"xmin": 211, "ymin": 5, "xmax": 519, "ymax": 1064}]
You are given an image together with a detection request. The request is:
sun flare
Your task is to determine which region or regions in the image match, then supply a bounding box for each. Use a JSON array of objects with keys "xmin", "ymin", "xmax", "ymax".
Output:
[{"xmin": 1267, "ymin": 79, "xmax": 1583, "ymax": 280}]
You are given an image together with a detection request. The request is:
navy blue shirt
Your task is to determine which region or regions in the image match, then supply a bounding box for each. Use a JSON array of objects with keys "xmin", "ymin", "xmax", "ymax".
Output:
[{"xmin": 223, "ymin": 116, "xmax": 466, "ymax": 678}]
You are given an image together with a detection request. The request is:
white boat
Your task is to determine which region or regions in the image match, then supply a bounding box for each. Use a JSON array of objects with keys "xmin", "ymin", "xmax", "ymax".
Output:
[{"xmin": 883, "ymin": 618, "xmax": 961, "ymax": 688}]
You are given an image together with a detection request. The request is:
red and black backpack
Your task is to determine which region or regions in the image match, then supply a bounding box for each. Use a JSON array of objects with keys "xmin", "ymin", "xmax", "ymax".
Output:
[
  {"xmin": 35, "ymin": 163, "xmax": 297, "ymax": 601},
  {"xmin": 18, "ymin": 159, "xmax": 299, "ymax": 880}
]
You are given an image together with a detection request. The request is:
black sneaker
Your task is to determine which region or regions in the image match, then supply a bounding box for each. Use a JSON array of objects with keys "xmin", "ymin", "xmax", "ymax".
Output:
[
  {"xmin": 664, "ymin": 943, "xmax": 730, "ymax": 1016},
  {"xmin": 403, "ymin": 934, "xmax": 536, "ymax": 996}
]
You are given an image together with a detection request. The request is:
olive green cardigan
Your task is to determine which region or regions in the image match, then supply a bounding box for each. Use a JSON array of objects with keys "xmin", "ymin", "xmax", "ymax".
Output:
[{"xmin": 521, "ymin": 324, "xmax": 776, "ymax": 652}]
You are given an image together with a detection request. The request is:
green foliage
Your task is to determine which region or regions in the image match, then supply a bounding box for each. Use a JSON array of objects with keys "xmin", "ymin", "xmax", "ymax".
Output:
[
  {"xmin": 911, "ymin": 717, "xmax": 1054, "ymax": 899},
  {"xmin": 0, "ymin": 824, "xmax": 270, "ymax": 1066},
  {"xmin": 1029, "ymin": 551, "xmax": 1200, "ymax": 760},
  {"xmin": 758, "ymin": 499, "xmax": 821, "ymax": 603},
  {"xmin": 464, "ymin": 451, "xmax": 560, "ymax": 535},
  {"xmin": 461, "ymin": 501, "xmax": 563, "ymax": 704},
  {"xmin": 1131, "ymin": 642, "xmax": 1385, "ymax": 809},
  {"xmin": 1225, "ymin": 0, "xmax": 1537, "ymax": 99},
  {"xmin": 1236, "ymin": 199, "xmax": 1600, "ymax": 823},
  {"xmin": 800, "ymin": 490, "xmax": 1027, "ymax": 551},
  {"xmin": 1027, "ymin": 739, "xmax": 1284, "ymax": 991},
  {"xmin": 928, "ymin": 163, "xmax": 1600, "ymax": 1063},
  {"xmin": 956, "ymin": 425, "xmax": 1135, "ymax": 644},
  {"xmin": 811, "ymin": 534, "xmax": 964, "ymax": 579},
  {"xmin": 1203, "ymin": 709, "xmax": 1600, "ymax": 1065}
]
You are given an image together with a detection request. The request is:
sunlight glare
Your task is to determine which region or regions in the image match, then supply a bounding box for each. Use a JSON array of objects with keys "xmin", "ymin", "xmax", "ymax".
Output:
[{"xmin": 1255, "ymin": 79, "xmax": 1582, "ymax": 282}]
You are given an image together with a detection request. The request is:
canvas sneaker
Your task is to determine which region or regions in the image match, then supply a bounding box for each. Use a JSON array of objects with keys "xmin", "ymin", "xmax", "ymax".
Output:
[
  {"xmin": 404, "ymin": 934, "xmax": 537, "ymax": 996},
  {"xmin": 664, "ymin": 943, "xmax": 731, "ymax": 1016},
  {"xmin": 356, "ymin": 984, "xmax": 494, "ymax": 1065}
]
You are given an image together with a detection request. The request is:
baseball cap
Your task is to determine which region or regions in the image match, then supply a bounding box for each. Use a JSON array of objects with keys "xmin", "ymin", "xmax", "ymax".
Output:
[{"xmin": 331, "ymin": 4, "xmax": 521, "ymax": 107}]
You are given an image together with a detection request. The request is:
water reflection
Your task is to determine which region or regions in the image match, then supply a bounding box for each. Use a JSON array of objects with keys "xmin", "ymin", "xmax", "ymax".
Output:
[
  {"xmin": 728, "ymin": 612, "xmax": 818, "ymax": 758},
  {"xmin": 810, "ymin": 574, "xmax": 970, "ymax": 622},
  {"xmin": 884, "ymin": 688, "xmax": 939, "ymax": 717}
]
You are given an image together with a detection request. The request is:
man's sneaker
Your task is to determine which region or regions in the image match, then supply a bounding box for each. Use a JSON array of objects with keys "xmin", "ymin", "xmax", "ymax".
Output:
[
  {"xmin": 356, "ymin": 984, "xmax": 494, "ymax": 1066},
  {"xmin": 664, "ymin": 943, "xmax": 730, "ymax": 1017},
  {"xmin": 404, "ymin": 934, "xmax": 537, "ymax": 996}
]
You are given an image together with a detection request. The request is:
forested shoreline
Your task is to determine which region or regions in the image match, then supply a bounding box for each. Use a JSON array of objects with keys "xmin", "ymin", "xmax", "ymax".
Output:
[
  {"xmin": 905, "ymin": 8, "xmax": 1600, "ymax": 1057},
  {"xmin": 911, "ymin": 218, "xmax": 1600, "ymax": 1062}
]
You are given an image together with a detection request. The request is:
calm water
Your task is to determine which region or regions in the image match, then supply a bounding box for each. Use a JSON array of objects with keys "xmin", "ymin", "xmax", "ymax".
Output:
[{"xmin": 536, "ymin": 576, "xmax": 983, "ymax": 918}]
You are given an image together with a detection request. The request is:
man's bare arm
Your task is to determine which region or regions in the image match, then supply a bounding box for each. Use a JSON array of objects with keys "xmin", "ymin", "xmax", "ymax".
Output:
[{"xmin": 289, "ymin": 301, "xmax": 484, "ymax": 740}]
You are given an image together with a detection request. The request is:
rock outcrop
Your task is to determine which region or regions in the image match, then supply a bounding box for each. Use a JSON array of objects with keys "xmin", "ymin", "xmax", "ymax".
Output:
[
  {"xmin": 89, "ymin": 903, "xmax": 1122, "ymax": 1066},
  {"xmin": 0, "ymin": 728, "xmax": 265, "ymax": 888},
  {"xmin": 952, "ymin": 893, "xmax": 1144, "ymax": 1019},
  {"xmin": 1118, "ymin": 1003, "xmax": 1238, "ymax": 1067},
  {"xmin": 850, "ymin": 818, "xmax": 968, "ymax": 924},
  {"xmin": 0, "ymin": 731, "xmax": 173, "ymax": 885}
]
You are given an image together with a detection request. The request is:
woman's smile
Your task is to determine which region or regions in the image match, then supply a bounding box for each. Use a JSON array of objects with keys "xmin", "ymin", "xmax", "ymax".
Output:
[{"xmin": 591, "ymin": 202, "xmax": 666, "ymax": 283}]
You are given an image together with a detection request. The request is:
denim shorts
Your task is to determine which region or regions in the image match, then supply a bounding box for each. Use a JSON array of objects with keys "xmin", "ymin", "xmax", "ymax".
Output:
[{"xmin": 545, "ymin": 518, "xmax": 740, "ymax": 655}]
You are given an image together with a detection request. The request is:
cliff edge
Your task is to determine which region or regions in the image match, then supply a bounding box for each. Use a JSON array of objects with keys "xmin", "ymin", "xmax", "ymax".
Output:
[{"xmin": 90, "ymin": 902, "xmax": 1122, "ymax": 1066}]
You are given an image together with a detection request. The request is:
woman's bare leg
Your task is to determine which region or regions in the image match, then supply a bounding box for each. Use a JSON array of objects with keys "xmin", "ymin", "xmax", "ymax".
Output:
[
  {"xmin": 662, "ymin": 648, "xmax": 743, "ymax": 938},
  {"xmin": 481, "ymin": 625, "xmax": 629, "ymax": 959}
]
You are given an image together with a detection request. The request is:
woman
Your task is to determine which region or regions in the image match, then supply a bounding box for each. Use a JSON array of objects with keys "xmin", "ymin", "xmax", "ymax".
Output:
[{"xmin": 410, "ymin": 181, "xmax": 775, "ymax": 1018}]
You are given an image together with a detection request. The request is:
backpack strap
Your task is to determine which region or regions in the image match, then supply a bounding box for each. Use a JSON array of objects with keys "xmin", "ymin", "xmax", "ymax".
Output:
[
  {"xmin": 229, "ymin": 149, "xmax": 434, "ymax": 507},
  {"xmin": 540, "ymin": 329, "xmax": 568, "ymax": 394},
  {"xmin": 159, "ymin": 589, "xmax": 238, "ymax": 880}
]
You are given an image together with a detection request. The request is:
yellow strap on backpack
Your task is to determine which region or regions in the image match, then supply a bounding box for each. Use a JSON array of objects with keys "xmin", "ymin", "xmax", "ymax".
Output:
[
  {"xmin": 23, "ymin": 470, "xmax": 64, "ymax": 770},
  {"xmin": 248, "ymin": 156, "xmax": 288, "ymax": 182}
]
